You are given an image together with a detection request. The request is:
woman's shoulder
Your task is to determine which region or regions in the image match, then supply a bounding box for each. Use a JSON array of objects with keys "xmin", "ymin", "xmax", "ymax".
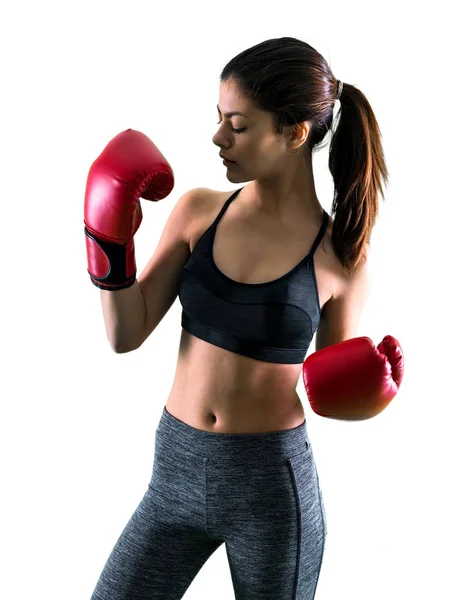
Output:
[{"xmin": 184, "ymin": 187, "xmax": 233, "ymax": 252}]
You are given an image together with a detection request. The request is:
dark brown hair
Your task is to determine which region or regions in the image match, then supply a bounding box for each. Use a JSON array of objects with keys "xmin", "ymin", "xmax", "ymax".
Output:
[{"xmin": 220, "ymin": 37, "xmax": 389, "ymax": 275}]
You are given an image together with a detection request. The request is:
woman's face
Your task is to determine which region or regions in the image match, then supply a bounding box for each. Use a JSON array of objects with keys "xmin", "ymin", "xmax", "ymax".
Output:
[{"xmin": 212, "ymin": 79, "xmax": 302, "ymax": 184}]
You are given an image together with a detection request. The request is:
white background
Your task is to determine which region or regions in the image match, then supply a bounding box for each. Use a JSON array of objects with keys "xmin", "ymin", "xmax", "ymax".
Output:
[{"xmin": 1, "ymin": 1, "xmax": 451, "ymax": 599}]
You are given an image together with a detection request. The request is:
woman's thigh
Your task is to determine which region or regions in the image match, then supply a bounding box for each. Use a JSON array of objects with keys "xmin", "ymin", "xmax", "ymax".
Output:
[
  {"xmin": 211, "ymin": 445, "xmax": 327, "ymax": 600},
  {"xmin": 89, "ymin": 468, "xmax": 224, "ymax": 600}
]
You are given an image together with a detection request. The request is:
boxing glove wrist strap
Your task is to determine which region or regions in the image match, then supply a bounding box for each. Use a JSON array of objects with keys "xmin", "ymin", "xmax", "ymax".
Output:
[{"xmin": 84, "ymin": 226, "xmax": 137, "ymax": 291}]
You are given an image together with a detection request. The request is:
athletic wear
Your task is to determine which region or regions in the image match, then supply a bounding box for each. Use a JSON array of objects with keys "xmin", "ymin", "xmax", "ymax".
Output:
[
  {"xmin": 89, "ymin": 406, "xmax": 327, "ymax": 600},
  {"xmin": 178, "ymin": 187, "xmax": 330, "ymax": 364}
]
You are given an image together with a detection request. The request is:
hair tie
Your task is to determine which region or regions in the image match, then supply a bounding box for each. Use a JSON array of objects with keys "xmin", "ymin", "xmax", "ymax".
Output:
[{"xmin": 336, "ymin": 80, "xmax": 343, "ymax": 100}]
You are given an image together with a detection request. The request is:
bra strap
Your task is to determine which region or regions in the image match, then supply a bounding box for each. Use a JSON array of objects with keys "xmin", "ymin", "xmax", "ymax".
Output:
[
  {"xmin": 308, "ymin": 209, "xmax": 330, "ymax": 256},
  {"xmin": 211, "ymin": 187, "xmax": 244, "ymax": 228}
]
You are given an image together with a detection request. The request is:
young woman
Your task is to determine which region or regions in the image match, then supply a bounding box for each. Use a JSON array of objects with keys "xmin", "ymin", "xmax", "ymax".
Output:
[{"xmin": 85, "ymin": 37, "xmax": 389, "ymax": 600}]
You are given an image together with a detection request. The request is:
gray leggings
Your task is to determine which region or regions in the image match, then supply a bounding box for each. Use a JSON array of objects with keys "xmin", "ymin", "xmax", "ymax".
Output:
[{"xmin": 90, "ymin": 406, "xmax": 328, "ymax": 600}]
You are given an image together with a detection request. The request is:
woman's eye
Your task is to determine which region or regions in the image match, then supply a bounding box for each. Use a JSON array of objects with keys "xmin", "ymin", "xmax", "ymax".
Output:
[{"xmin": 216, "ymin": 121, "xmax": 246, "ymax": 134}]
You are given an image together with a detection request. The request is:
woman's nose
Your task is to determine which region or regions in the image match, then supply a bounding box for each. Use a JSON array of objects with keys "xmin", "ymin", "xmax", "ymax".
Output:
[{"xmin": 212, "ymin": 126, "xmax": 230, "ymax": 148}]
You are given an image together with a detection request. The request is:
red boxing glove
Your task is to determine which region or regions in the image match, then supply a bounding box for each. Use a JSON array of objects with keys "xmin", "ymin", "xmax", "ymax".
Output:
[
  {"xmin": 302, "ymin": 335, "xmax": 404, "ymax": 421},
  {"xmin": 84, "ymin": 128, "xmax": 174, "ymax": 290}
]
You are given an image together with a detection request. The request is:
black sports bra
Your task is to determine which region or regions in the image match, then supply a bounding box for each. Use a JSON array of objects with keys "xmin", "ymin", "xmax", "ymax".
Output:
[{"xmin": 178, "ymin": 187, "xmax": 330, "ymax": 364}]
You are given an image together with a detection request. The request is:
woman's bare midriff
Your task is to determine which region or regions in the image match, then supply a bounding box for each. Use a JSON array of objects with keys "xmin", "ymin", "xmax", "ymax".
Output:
[
  {"xmin": 165, "ymin": 328, "xmax": 307, "ymax": 433},
  {"xmin": 165, "ymin": 188, "xmax": 342, "ymax": 434}
]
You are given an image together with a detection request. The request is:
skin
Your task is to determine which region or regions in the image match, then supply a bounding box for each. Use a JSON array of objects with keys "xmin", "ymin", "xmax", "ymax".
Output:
[{"xmin": 212, "ymin": 78, "xmax": 324, "ymax": 224}]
